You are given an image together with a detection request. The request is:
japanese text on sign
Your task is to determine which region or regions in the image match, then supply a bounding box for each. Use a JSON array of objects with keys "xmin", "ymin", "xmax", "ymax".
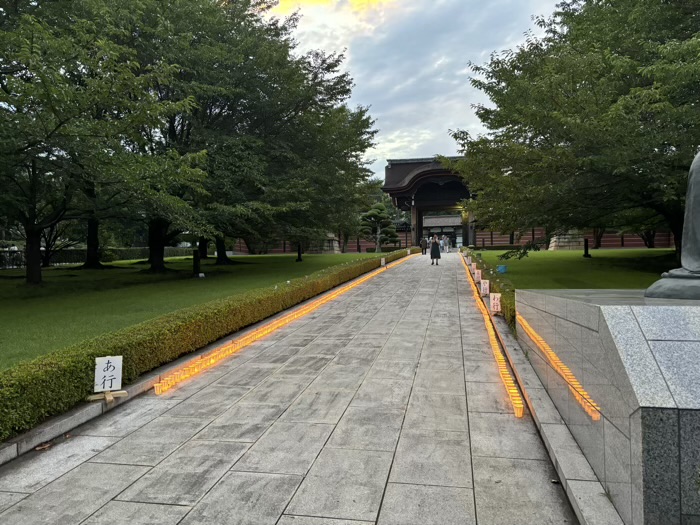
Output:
[
  {"xmin": 481, "ymin": 279, "xmax": 490, "ymax": 296},
  {"xmin": 474, "ymin": 269, "xmax": 482, "ymax": 283},
  {"xmin": 491, "ymin": 293, "xmax": 502, "ymax": 313},
  {"xmin": 94, "ymin": 356, "xmax": 123, "ymax": 392}
]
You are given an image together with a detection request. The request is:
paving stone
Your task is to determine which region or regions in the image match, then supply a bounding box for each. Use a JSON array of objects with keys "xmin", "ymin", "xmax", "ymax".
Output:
[
  {"xmin": 279, "ymin": 517, "xmax": 373, "ymax": 525},
  {"xmin": 413, "ymin": 368, "xmax": 466, "ymax": 395},
  {"xmin": 195, "ymin": 403, "xmax": 285, "ymax": 442},
  {"xmin": 180, "ymin": 471, "xmax": 301, "ymax": 525},
  {"xmin": 0, "ymin": 435, "xmax": 118, "ymax": 493},
  {"xmin": 377, "ymin": 483, "xmax": 476, "ymax": 525},
  {"xmin": 333, "ymin": 347, "xmax": 382, "ymax": 367},
  {"xmin": 0, "ymin": 463, "xmax": 149, "ymax": 525},
  {"xmin": 463, "ymin": 359, "xmax": 501, "ymax": 383},
  {"xmin": 82, "ymin": 501, "xmax": 191, "ymax": 524},
  {"xmin": 404, "ymin": 393, "xmax": 468, "ymax": 431},
  {"xmin": 277, "ymin": 355, "xmax": 334, "ymax": 377},
  {"xmin": 327, "ymin": 406, "xmax": 404, "ymax": 451},
  {"xmin": 117, "ymin": 440, "xmax": 249, "ymax": 505},
  {"xmin": 390, "ymin": 428, "xmax": 472, "ymax": 487},
  {"xmin": 310, "ymin": 365, "xmax": 368, "ymax": 391},
  {"xmin": 90, "ymin": 416, "xmax": 209, "ymax": 466},
  {"xmin": 0, "ymin": 492, "xmax": 27, "ymax": 514},
  {"xmin": 282, "ymin": 388, "xmax": 354, "ymax": 424},
  {"xmin": 461, "ymin": 344, "xmax": 493, "ymax": 361},
  {"xmin": 233, "ymin": 421, "xmax": 333, "ymax": 475},
  {"xmin": 472, "ymin": 456, "xmax": 577, "ymax": 524},
  {"xmin": 367, "ymin": 359, "xmax": 418, "ymax": 380},
  {"xmin": 164, "ymin": 385, "xmax": 250, "ymax": 419},
  {"xmin": 239, "ymin": 376, "xmax": 312, "ymax": 407},
  {"xmin": 214, "ymin": 363, "xmax": 282, "ymax": 388},
  {"xmin": 286, "ymin": 448, "xmax": 393, "ymax": 522},
  {"xmin": 466, "ymin": 381, "xmax": 512, "ymax": 413},
  {"xmin": 418, "ymin": 351, "xmax": 464, "ymax": 370},
  {"xmin": 296, "ymin": 338, "xmax": 352, "ymax": 356},
  {"xmin": 74, "ymin": 398, "xmax": 180, "ymax": 437},
  {"xmin": 278, "ymin": 334, "xmax": 320, "ymax": 347},
  {"xmin": 470, "ymin": 412, "xmax": 548, "ymax": 461},
  {"xmin": 351, "ymin": 378, "xmax": 413, "ymax": 410}
]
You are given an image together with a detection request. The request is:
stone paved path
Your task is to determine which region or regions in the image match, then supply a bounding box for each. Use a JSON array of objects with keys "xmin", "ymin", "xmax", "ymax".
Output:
[{"xmin": 0, "ymin": 253, "xmax": 577, "ymax": 525}]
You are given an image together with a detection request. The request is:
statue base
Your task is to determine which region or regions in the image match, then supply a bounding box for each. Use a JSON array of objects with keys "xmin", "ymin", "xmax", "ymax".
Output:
[{"xmin": 645, "ymin": 267, "xmax": 700, "ymax": 299}]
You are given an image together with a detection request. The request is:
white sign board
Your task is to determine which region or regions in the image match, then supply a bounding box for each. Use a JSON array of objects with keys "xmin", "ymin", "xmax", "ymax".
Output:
[
  {"xmin": 466, "ymin": 256, "xmax": 472, "ymax": 265},
  {"xmin": 474, "ymin": 269, "xmax": 482, "ymax": 283},
  {"xmin": 491, "ymin": 293, "xmax": 502, "ymax": 313},
  {"xmin": 380, "ymin": 257, "xmax": 386, "ymax": 266},
  {"xmin": 481, "ymin": 279, "xmax": 490, "ymax": 296},
  {"xmin": 471, "ymin": 263, "xmax": 477, "ymax": 273},
  {"xmin": 94, "ymin": 356, "xmax": 123, "ymax": 392}
]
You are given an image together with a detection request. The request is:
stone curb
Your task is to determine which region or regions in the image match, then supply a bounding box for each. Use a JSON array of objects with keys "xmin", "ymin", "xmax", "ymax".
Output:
[
  {"xmin": 489, "ymin": 313, "xmax": 624, "ymax": 525},
  {"xmin": 0, "ymin": 255, "xmax": 414, "ymax": 468}
]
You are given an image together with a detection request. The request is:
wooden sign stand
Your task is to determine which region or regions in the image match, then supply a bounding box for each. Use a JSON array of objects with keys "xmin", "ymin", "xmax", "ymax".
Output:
[{"xmin": 87, "ymin": 390, "xmax": 128, "ymax": 404}]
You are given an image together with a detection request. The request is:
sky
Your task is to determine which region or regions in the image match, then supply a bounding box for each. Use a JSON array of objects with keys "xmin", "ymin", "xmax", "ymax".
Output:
[{"xmin": 270, "ymin": 0, "xmax": 559, "ymax": 179}]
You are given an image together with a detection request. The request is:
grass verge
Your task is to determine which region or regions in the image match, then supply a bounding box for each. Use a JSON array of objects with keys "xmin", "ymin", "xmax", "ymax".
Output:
[{"xmin": 0, "ymin": 254, "xmax": 377, "ymax": 369}]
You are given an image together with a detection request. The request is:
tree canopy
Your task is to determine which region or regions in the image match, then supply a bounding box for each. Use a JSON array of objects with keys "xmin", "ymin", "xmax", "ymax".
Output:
[
  {"xmin": 444, "ymin": 0, "xmax": 700, "ymax": 257},
  {"xmin": 0, "ymin": 0, "xmax": 376, "ymax": 282}
]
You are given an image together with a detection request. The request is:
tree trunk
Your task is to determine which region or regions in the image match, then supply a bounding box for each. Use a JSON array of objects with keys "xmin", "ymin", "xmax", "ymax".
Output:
[
  {"xmin": 296, "ymin": 242, "xmax": 303, "ymax": 262},
  {"xmin": 25, "ymin": 227, "xmax": 43, "ymax": 284},
  {"xmin": 215, "ymin": 236, "xmax": 234, "ymax": 265},
  {"xmin": 82, "ymin": 216, "xmax": 104, "ymax": 269},
  {"xmin": 670, "ymin": 219, "xmax": 683, "ymax": 265},
  {"xmin": 342, "ymin": 232, "xmax": 349, "ymax": 253},
  {"xmin": 592, "ymin": 227, "xmax": 605, "ymax": 249},
  {"xmin": 147, "ymin": 218, "xmax": 169, "ymax": 273},
  {"xmin": 198, "ymin": 237, "xmax": 209, "ymax": 259},
  {"xmin": 638, "ymin": 230, "xmax": 656, "ymax": 249},
  {"xmin": 41, "ymin": 248, "xmax": 51, "ymax": 268},
  {"xmin": 356, "ymin": 236, "xmax": 361, "ymax": 253}
]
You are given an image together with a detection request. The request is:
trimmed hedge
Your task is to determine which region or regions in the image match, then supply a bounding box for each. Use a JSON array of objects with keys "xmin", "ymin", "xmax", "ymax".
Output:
[
  {"xmin": 386, "ymin": 247, "xmax": 421, "ymax": 263},
  {"xmin": 0, "ymin": 251, "xmax": 410, "ymax": 441}
]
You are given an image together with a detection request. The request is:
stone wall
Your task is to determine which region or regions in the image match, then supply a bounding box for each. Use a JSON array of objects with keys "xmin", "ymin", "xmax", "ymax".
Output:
[{"xmin": 515, "ymin": 289, "xmax": 700, "ymax": 525}]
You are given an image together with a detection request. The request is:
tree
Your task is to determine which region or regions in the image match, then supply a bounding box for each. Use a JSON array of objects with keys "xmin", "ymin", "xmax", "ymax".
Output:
[
  {"xmin": 360, "ymin": 203, "xmax": 399, "ymax": 253},
  {"xmin": 445, "ymin": 0, "xmax": 700, "ymax": 259},
  {"xmin": 0, "ymin": 6, "xmax": 182, "ymax": 282}
]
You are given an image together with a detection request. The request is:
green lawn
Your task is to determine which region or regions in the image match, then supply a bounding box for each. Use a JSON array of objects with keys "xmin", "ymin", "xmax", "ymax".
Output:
[
  {"xmin": 478, "ymin": 248, "xmax": 676, "ymax": 289},
  {"xmin": 0, "ymin": 253, "xmax": 377, "ymax": 369}
]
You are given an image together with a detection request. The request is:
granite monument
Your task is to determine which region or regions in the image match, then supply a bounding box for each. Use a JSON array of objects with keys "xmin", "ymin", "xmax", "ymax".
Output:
[{"xmin": 645, "ymin": 151, "xmax": 700, "ymax": 299}]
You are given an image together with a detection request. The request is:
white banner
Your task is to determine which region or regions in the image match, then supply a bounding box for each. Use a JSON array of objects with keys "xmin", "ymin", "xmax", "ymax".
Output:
[
  {"xmin": 481, "ymin": 279, "xmax": 490, "ymax": 296},
  {"xmin": 474, "ymin": 269, "xmax": 482, "ymax": 283},
  {"xmin": 94, "ymin": 356, "xmax": 123, "ymax": 392},
  {"xmin": 490, "ymin": 293, "xmax": 502, "ymax": 313}
]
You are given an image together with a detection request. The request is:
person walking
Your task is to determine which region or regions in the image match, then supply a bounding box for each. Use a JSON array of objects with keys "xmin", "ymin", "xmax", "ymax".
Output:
[
  {"xmin": 420, "ymin": 237, "xmax": 428, "ymax": 255},
  {"xmin": 445, "ymin": 236, "xmax": 450, "ymax": 253},
  {"xmin": 439, "ymin": 237, "xmax": 444, "ymax": 252},
  {"xmin": 430, "ymin": 235, "xmax": 441, "ymax": 265}
]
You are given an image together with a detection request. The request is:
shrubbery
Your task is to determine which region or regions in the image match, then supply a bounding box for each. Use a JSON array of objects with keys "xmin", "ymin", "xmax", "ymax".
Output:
[{"xmin": 0, "ymin": 251, "xmax": 410, "ymax": 441}]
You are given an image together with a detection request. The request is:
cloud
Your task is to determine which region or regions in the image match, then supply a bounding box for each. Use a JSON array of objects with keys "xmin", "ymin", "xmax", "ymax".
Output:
[{"xmin": 273, "ymin": 0, "xmax": 559, "ymax": 177}]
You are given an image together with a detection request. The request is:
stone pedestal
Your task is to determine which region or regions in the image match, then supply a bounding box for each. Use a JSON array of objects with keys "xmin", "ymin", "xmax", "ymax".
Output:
[
  {"xmin": 548, "ymin": 231, "xmax": 584, "ymax": 250},
  {"xmin": 516, "ymin": 289, "xmax": 700, "ymax": 525}
]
